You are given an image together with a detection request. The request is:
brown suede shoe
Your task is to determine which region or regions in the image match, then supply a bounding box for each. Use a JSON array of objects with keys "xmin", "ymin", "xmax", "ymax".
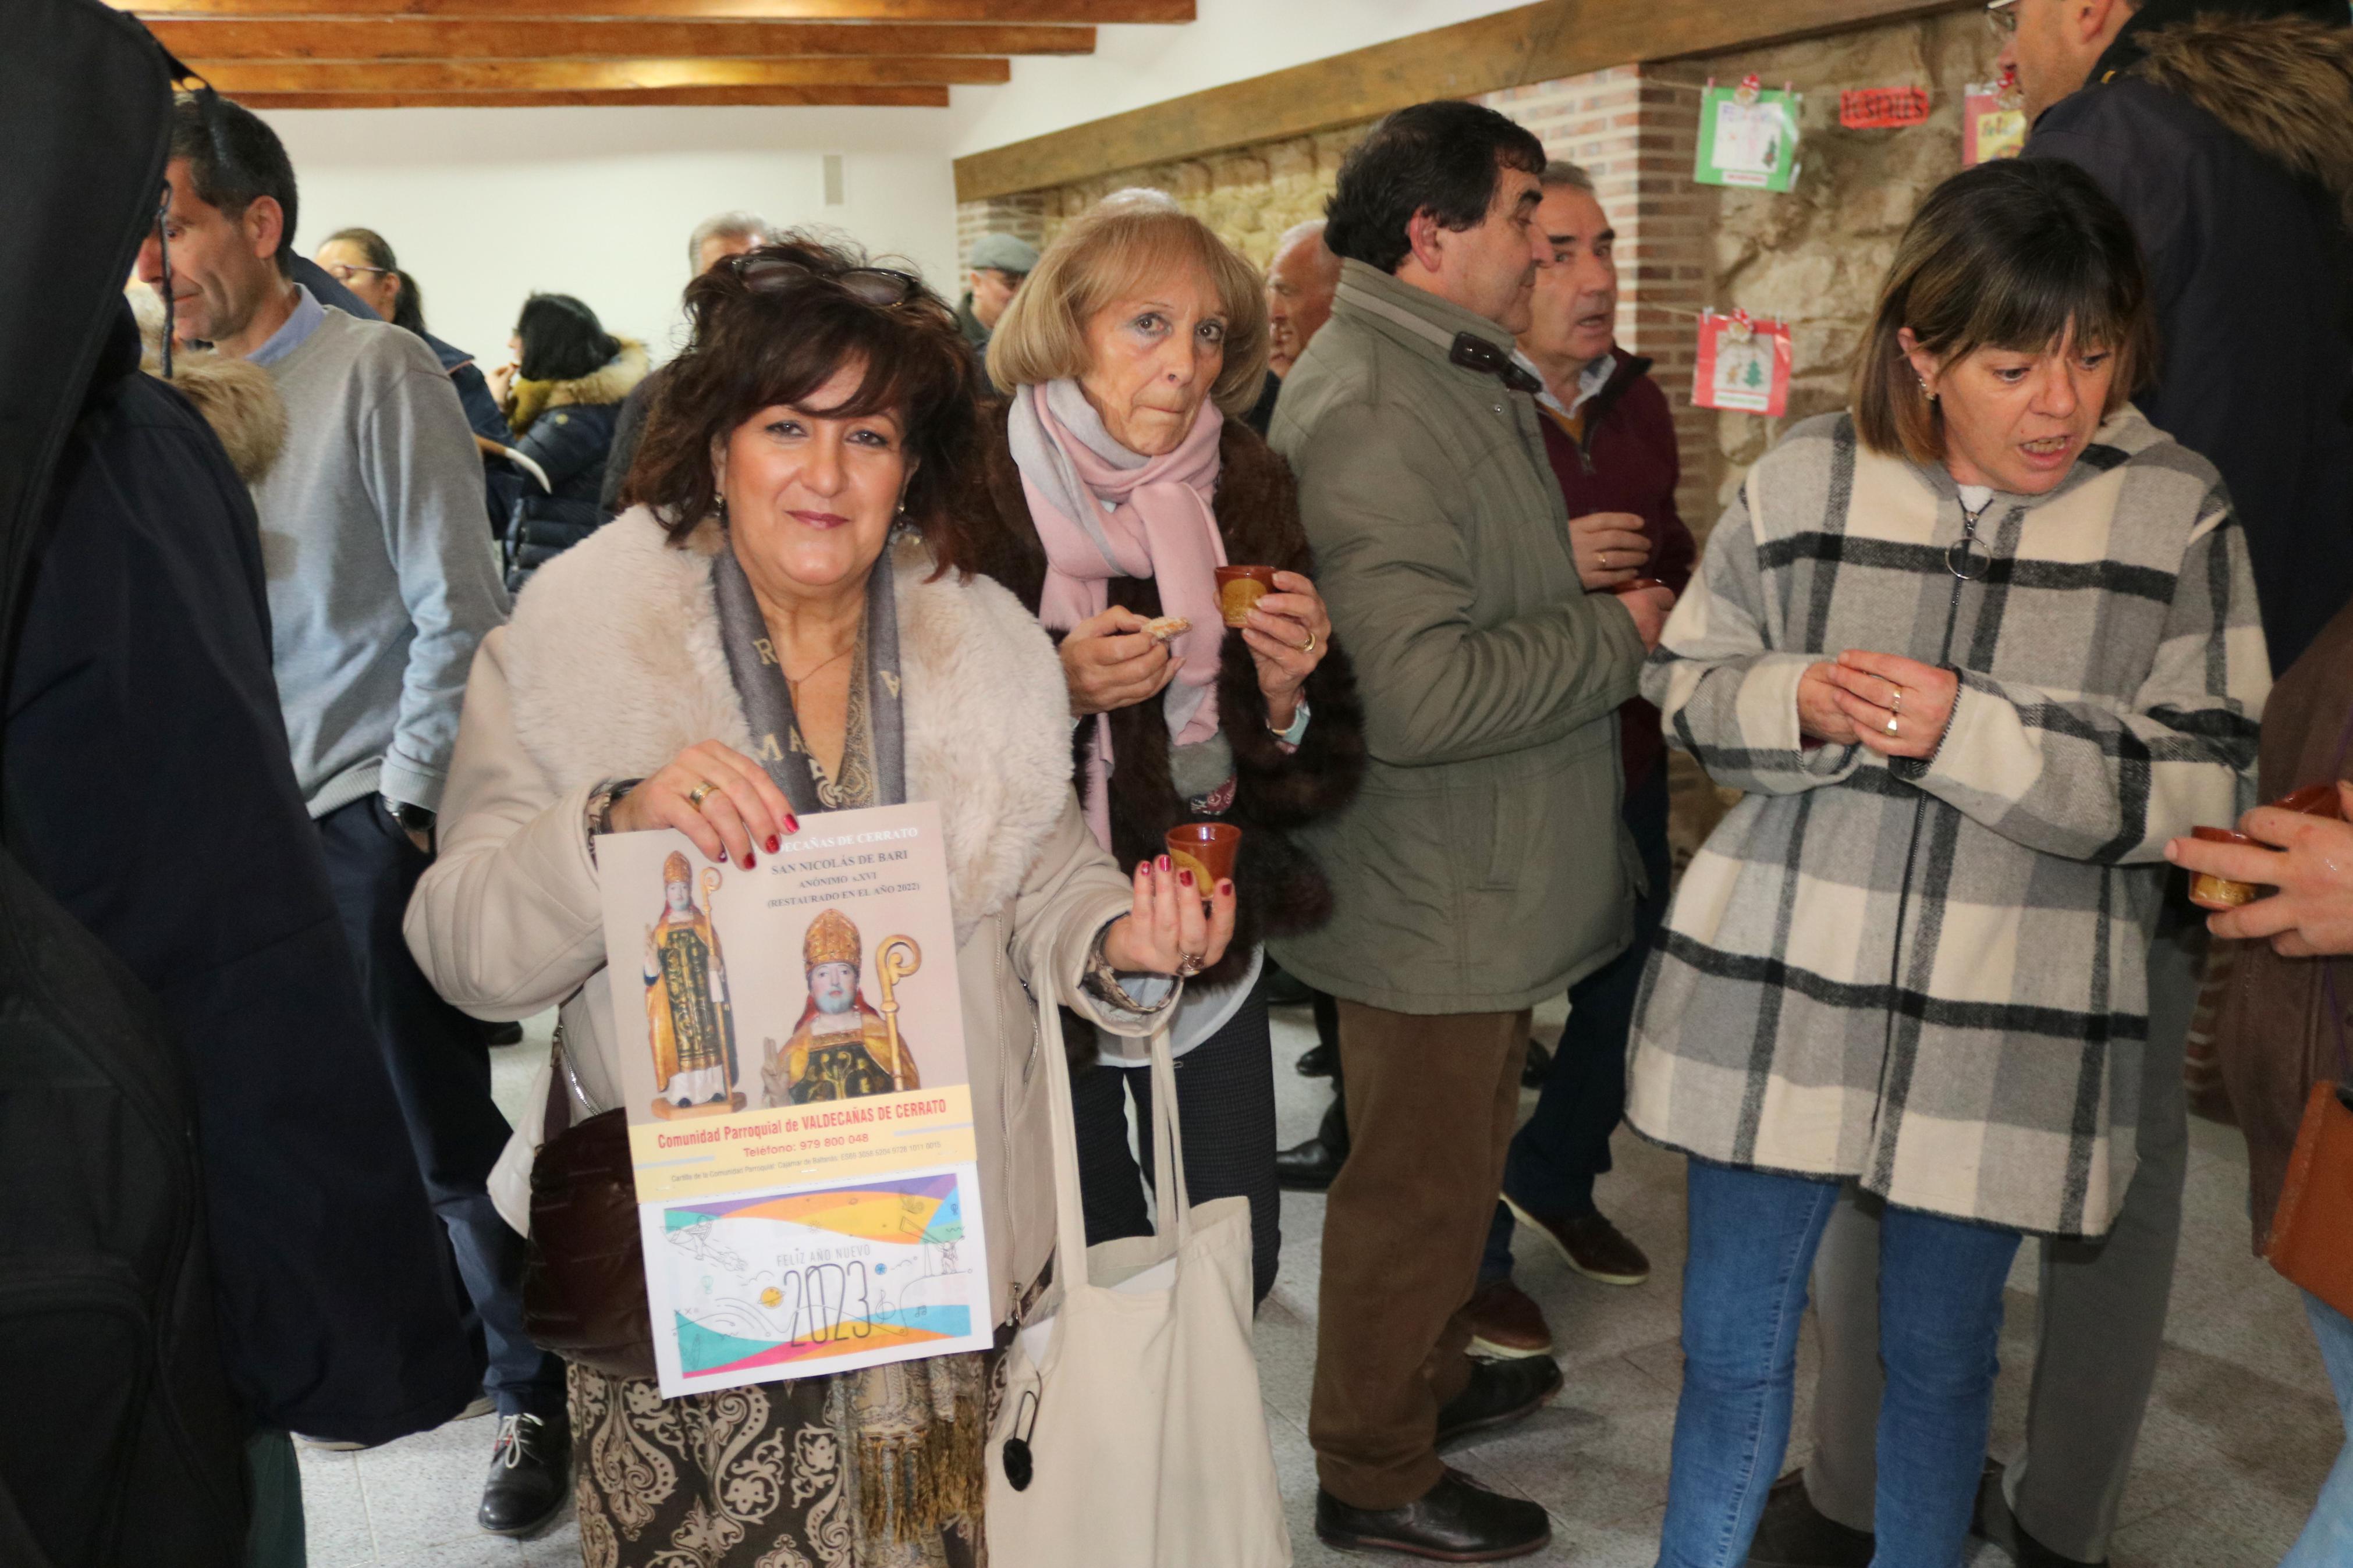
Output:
[
  {"xmin": 1463, "ymin": 1279, "xmax": 1555, "ymax": 1359},
  {"xmin": 1503, "ymin": 1199, "xmax": 1651, "ymax": 1286}
]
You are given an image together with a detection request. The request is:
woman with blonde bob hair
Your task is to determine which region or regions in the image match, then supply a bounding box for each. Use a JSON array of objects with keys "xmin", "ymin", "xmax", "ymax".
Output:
[
  {"xmin": 964, "ymin": 195, "xmax": 1367, "ymax": 1307},
  {"xmin": 1629, "ymin": 158, "xmax": 2268, "ymax": 1566}
]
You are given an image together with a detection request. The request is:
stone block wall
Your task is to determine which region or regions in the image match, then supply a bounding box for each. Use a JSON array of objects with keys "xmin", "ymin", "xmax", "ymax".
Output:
[
  {"xmin": 1665, "ymin": 8, "xmax": 2006, "ymax": 525},
  {"xmin": 953, "ymin": 8, "xmax": 2005, "ymax": 536}
]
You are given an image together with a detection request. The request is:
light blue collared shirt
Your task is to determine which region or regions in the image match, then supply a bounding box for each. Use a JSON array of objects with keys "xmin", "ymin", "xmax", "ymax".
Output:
[
  {"xmin": 1512, "ymin": 347, "xmax": 1617, "ymax": 421},
  {"xmin": 243, "ymin": 282, "xmax": 326, "ymax": 369}
]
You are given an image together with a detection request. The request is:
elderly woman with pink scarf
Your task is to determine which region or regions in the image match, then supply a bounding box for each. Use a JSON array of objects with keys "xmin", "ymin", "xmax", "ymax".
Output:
[{"xmin": 961, "ymin": 197, "xmax": 1366, "ymax": 1304}]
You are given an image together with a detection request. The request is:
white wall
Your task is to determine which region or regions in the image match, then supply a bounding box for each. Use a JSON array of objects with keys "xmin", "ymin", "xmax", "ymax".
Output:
[
  {"xmin": 945, "ymin": 0, "xmax": 1538, "ymax": 157},
  {"xmin": 264, "ymin": 105, "xmax": 963, "ymax": 368},
  {"xmin": 255, "ymin": 1, "xmax": 1534, "ymax": 361}
]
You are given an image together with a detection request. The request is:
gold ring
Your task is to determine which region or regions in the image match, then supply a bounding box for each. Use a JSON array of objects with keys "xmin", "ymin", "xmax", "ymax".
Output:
[
  {"xmin": 1298, "ymin": 630, "xmax": 1317, "ymax": 655},
  {"xmin": 1175, "ymin": 953, "xmax": 1206, "ymax": 979},
  {"xmin": 1884, "ymin": 713, "xmax": 1900, "ymax": 736},
  {"xmin": 686, "ymin": 782, "xmax": 718, "ymax": 809},
  {"xmin": 1890, "ymin": 685, "xmax": 1904, "ymax": 714}
]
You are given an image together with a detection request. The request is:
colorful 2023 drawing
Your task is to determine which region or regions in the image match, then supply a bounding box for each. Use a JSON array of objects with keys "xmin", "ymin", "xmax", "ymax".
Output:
[{"xmin": 597, "ymin": 801, "xmax": 995, "ymax": 1397}]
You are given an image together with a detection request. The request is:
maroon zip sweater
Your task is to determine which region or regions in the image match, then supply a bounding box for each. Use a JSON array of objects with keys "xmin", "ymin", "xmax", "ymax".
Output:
[{"xmin": 1534, "ymin": 349, "xmax": 1697, "ymax": 792}]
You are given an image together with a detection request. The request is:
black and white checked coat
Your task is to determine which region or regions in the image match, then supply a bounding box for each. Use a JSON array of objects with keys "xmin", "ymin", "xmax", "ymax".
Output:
[{"xmin": 1628, "ymin": 410, "xmax": 2268, "ymax": 1238}]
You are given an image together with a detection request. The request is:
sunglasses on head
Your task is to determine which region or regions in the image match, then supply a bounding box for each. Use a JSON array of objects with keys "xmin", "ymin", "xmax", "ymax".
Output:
[{"xmin": 729, "ymin": 251, "xmax": 921, "ymax": 308}]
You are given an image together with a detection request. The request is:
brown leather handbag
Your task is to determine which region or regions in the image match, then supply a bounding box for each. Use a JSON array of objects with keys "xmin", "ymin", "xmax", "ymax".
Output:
[
  {"xmin": 2267, "ymin": 961, "xmax": 2353, "ymax": 1322},
  {"xmin": 521, "ymin": 1032, "xmax": 657, "ymax": 1381}
]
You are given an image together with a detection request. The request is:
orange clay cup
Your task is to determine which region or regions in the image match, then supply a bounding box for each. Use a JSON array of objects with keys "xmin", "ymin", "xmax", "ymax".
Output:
[
  {"xmin": 1165, "ymin": 822, "xmax": 1241, "ymax": 898},
  {"xmin": 1214, "ymin": 565, "xmax": 1278, "ymax": 628},
  {"xmin": 2185, "ymin": 785, "xmax": 2345, "ymax": 911},
  {"xmin": 1609, "ymin": 577, "xmax": 1669, "ymax": 596},
  {"xmin": 2188, "ymin": 826, "xmax": 2261, "ymax": 911}
]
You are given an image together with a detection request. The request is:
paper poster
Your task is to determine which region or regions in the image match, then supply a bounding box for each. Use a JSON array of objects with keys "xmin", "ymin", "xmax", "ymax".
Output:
[
  {"xmin": 597, "ymin": 801, "xmax": 995, "ymax": 1396},
  {"xmin": 1695, "ymin": 76, "xmax": 1802, "ymax": 192},
  {"xmin": 1964, "ymin": 80, "xmax": 2027, "ymax": 166},
  {"xmin": 1839, "ymin": 87, "xmax": 1929, "ymax": 129},
  {"xmin": 1692, "ymin": 309, "xmax": 1793, "ymax": 417}
]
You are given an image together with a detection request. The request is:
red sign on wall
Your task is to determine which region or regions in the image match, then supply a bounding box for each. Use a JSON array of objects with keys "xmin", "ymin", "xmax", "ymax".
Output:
[{"xmin": 1839, "ymin": 87, "xmax": 1930, "ymax": 129}]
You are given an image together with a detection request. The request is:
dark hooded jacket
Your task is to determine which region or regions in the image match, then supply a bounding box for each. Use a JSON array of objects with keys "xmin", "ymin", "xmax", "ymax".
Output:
[
  {"xmin": 6, "ymin": 299, "xmax": 478, "ymax": 1443},
  {"xmin": 2026, "ymin": 2, "xmax": 2353, "ymax": 671},
  {"xmin": 960, "ymin": 403, "xmax": 1366, "ymax": 1045}
]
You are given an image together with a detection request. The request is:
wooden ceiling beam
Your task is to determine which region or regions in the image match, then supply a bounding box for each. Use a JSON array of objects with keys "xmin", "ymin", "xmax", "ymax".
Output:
[
  {"xmin": 128, "ymin": 0, "xmax": 1188, "ymax": 20},
  {"xmin": 149, "ymin": 17, "xmax": 1091, "ymax": 58},
  {"xmin": 239, "ymin": 83, "xmax": 950, "ymax": 106},
  {"xmin": 195, "ymin": 55, "xmax": 1007, "ymax": 88},
  {"xmin": 956, "ymin": 0, "xmax": 1964, "ymax": 200}
]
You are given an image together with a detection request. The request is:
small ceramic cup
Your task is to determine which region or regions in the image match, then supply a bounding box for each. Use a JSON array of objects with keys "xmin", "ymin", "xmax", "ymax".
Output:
[
  {"xmin": 1213, "ymin": 565, "xmax": 1278, "ymax": 628},
  {"xmin": 2187, "ymin": 826, "xmax": 2260, "ymax": 910},
  {"xmin": 1164, "ymin": 821, "xmax": 1241, "ymax": 895}
]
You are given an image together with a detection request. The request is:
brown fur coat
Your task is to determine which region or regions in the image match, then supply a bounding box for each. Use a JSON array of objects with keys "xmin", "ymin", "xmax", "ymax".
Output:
[
  {"xmin": 960, "ymin": 401, "xmax": 1366, "ymax": 1015},
  {"xmin": 2131, "ymin": 16, "xmax": 2353, "ymax": 225}
]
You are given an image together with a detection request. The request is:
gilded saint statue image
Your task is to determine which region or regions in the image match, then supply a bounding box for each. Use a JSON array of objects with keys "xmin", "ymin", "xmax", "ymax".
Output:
[
  {"xmin": 644, "ymin": 851, "xmax": 746, "ymax": 1118},
  {"xmin": 762, "ymin": 907, "xmax": 923, "ymax": 1106}
]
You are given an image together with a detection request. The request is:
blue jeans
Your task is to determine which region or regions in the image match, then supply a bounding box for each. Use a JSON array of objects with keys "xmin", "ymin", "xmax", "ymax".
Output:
[
  {"xmin": 1657, "ymin": 1162, "xmax": 2022, "ymax": 1568},
  {"xmin": 2285, "ymin": 1290, "xmax": 2353, "ymax": 1566},
  {"xmin": 1481, "ymin": 767, "xmax": 1671, "ymax": 1278}
]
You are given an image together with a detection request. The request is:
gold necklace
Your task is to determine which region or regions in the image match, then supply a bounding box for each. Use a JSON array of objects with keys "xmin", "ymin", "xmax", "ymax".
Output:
[{"xmin": 783, "ymin": 645, "xmax": 854, "ymax": 707}]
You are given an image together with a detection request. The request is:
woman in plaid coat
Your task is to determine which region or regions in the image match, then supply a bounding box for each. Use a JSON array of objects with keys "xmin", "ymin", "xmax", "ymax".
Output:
[{"xmin": 1634, "ymin": 161, "xmax": 2269, "ymax": 1567}]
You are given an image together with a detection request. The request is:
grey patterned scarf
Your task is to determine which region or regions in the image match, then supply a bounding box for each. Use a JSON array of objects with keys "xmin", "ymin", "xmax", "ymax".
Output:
[
  {"xmin": 710, "ymin": 533, "xmax": 992, "ymax": 1565},
  {"xmin": 710, "ymin": 536, "xmax": 907, "ymax": 813}
]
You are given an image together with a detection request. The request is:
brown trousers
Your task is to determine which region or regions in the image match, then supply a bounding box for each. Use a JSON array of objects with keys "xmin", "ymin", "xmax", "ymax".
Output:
[{"xmin": 1308, "ymin": 1000, "xmax": 1530, "ymax": 1509}]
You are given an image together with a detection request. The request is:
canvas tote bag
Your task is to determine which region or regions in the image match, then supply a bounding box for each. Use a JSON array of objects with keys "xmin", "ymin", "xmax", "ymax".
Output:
[{"xmin": 984, "ymin": 1001, "xmax": 1290, "ymax": 1566}]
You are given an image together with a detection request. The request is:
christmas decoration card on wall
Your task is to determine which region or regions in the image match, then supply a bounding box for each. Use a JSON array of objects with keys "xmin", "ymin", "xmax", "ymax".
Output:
[
  {"xmin": 1695, "ymin": 76, "xmax": 1802, "ymax": 192},
  {"xmin": 1693, "ymin": 310, "xmax": 1793, "ymax": 417},
  {"xmin": 1964, "ymin": 80, "xmax": 2027, "ymax": 165}
]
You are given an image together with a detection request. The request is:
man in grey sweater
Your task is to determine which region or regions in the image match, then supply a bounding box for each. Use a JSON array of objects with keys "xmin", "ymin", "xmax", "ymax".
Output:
[{"xmin": 138, "ymin": 94, "xmax": 566, "ymax": 1538}]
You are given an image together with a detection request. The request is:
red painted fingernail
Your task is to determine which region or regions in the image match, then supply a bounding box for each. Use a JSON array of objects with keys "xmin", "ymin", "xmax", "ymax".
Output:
[
  {"xmin": 766, "ymin": 835, "xmax": 780, "ymax": 854},
  {"xmin": 742, "ymin": 851, "xmax": 756, "ymax": 867},
  {"xmin": 1158, "ymin": 854, "xmax": 1171, "ymax": 872},
  {"xmin": 1179, "ymin": 868, "xmax": 1195, "ymax": 887},
  {"xmin": 1219, "ymin": 880, "xmax": 1235, "ymax": 896},
  {"xmin": 783, "ymin": 815, "xmax": 799, "ymax": 834}
]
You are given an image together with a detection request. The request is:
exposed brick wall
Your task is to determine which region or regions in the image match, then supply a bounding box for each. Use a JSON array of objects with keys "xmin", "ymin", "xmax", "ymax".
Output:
[{"xmin": 955, "ymin": 194, "xmax": 1046, "ymax": 279}]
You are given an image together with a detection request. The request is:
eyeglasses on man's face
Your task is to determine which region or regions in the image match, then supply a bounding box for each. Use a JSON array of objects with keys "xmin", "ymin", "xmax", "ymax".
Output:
[{"xmin": 1985, "ymin": 0, "xmax": 2018, "ymax": 38}]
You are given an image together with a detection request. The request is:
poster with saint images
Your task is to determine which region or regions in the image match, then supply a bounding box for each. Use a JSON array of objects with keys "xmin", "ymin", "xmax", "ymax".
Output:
[
  {"xmin": 1691, "ymin": 310, "xmax": 1793, "ymax": 417},
  {"xmin": 1963, "ymin": 81, "xmax": 2027, "ymax": 166},
  {"xmin": 596, "ymin": 801, "xmax": 995, "ymax": 1398},
  {"xmin": 1694, "ymin": 79, "xmax": 1802, "ymax": 192}
]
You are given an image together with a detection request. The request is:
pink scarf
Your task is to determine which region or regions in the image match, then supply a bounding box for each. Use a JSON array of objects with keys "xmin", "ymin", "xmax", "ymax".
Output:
[{"xmin": 1012, "ymin": 380, "xmax": 1226, "ymax": 849}]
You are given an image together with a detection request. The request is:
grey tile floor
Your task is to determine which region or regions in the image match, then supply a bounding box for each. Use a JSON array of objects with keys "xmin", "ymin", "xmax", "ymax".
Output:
[{"xmin": 302, "ymin": 1000, "xmax": 2338, "ymax": 1566}]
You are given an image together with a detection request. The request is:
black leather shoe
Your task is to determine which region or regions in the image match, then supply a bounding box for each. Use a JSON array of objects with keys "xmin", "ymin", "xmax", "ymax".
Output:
[
  {"xmin": 1434, "ymin": 1354, "xmax": 1563, "ymax": 1448},
  {"xmin": 1745, "ymin": 1470, "xmax": 1873, "ymax": 1568},
  {"xmin": 1276, "ymin": 1134, "xmax": 1345, "ymax": 1190},
  {"xmin": 1296, "ymin": 1041, "xmax": 1338, "ymax": 1078},
  {"xmin": 478, "ymin": 1412, "xmax": 570, "ymax": 1537},
  {"xmin": 1520, "ymin": 1038, "xmax": 1552, "ymax": 1089},
  {"xmin": 1316, "ymin": 1469, "xmax": 1550, "ymax": 1562},
  {"xmin": 1974, "ymin": 1459, "xmax": 2106, "ymax": 1566}
]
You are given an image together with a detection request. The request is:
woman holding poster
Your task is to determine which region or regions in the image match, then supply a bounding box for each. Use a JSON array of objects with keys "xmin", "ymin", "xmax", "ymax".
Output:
[{"xmin": 406, "ymin": 241, "xmax": 1236, "ymax": 1568}]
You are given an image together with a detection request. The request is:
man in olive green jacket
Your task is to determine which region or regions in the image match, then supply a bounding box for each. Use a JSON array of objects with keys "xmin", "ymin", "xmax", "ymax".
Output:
[{"xmin": 1268, "ymin": 101, "xmax": 1673, "ymax": 1563}]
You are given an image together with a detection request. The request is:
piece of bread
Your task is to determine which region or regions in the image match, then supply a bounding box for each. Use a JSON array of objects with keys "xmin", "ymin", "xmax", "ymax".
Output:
[{"xmin": 1145, "ymin": 615, "xmax": 1192, "ymax": 642}]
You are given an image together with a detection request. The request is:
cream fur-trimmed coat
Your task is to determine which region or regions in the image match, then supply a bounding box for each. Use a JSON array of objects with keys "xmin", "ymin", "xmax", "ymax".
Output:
[{"xmin": 404, "ymin": 507, "xmax": 1165, "ymax": 1324}]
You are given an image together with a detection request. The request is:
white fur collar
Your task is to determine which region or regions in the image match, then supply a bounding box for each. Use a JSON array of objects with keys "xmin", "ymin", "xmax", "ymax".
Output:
[{"xmin": 502, "ymin": 509, "xmax": 1075, "ymax": 945}]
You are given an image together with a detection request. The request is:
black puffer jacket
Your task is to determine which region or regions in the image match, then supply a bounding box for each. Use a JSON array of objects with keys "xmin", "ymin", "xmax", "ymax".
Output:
[
  {"xmin": 502, "ymin": 340, "xmax": 648, "ymax": 591},
  {"xmin": 2027, "ymin": 3, "xmax": 2353, "ymax": 670}
]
